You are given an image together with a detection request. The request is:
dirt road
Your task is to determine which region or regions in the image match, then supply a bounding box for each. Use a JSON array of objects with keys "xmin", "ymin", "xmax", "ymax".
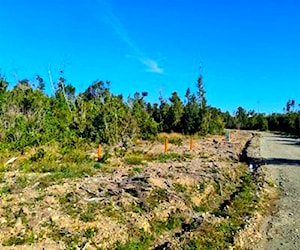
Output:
[{"xmin": 259, "ymin": 133, "xmax": 300, "ymax": 249}]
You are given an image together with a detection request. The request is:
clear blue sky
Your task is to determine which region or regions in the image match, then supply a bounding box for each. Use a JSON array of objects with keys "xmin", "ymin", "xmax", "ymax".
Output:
[{"xmin": 0, "ymin": 0, "xmax": 299, "ymax": 113}]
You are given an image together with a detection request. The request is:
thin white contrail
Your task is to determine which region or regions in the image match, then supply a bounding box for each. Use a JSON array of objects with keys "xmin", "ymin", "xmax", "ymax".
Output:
[{"xmin": 96, "ymin": 0, "xmax": 164, "ymax": 74}]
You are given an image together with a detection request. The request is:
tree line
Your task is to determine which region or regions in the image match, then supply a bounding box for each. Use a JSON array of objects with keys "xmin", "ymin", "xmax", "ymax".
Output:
[{"xmin": 0, "ymin": 72, "xmax": 299, "ymax": 152}]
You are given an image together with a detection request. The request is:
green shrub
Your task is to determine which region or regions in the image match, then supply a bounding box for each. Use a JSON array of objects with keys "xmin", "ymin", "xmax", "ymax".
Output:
[{"xmin": 93, "ymin": 163, "xmax": 103, "ymax": 169}]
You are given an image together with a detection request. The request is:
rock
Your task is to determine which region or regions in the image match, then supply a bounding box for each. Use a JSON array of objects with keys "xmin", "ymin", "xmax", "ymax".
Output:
[{"xmin": 4, "ymin": 157, "xmax": 17, "ymax": 166}]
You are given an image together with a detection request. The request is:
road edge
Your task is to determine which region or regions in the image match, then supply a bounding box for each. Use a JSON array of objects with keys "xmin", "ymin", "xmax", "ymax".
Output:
[{"xmin": 234, "ymin": 133, "xmax": 279, "ymax": 249}]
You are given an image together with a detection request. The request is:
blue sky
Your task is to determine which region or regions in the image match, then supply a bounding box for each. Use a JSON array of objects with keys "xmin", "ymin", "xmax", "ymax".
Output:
[{"xmin": 0, "ymin": 0, "xmax": 299, "ymax": 113}]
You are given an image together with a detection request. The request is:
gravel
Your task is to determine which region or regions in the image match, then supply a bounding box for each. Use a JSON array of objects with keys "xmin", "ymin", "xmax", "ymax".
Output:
[{"xmin": 257, "ymin": 133, "xmax": 300, "ymax": 250}]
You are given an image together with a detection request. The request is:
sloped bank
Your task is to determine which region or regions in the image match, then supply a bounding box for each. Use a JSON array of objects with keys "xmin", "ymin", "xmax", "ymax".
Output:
[{"xmin": 234, "ymin": 133, "xmax": 278, "ymax": 249}]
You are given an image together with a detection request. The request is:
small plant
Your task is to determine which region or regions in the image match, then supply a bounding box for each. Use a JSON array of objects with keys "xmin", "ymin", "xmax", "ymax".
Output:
[
  {"xmin": 79, "ymin": 203, "xmax": 98, "ymax": 222},
  {"xmin": 173, "ymin": 183, "xmax": 186, "ymax": 193},
  {"xmin": 59, "ymin": 192, "xmax": 81, "ymax": 218},
  {"xmin": 196, "ymin": 182, "xmax": 205, "ymax": 193},
  {"xmin": 133, "ymin": 167, "xmax": 143, "ymax": 174},
  {"xmin": 16, "ymin": 175, "xmax": 30, "ymax": 188},
  {"xmin": 168, "ymin": 137, "xmax": 183, "ymax": 146},
  {"xmin": 2, "ymin": 231, "xmax": 36, "ymax": 246},
  {"xmin": 30, "ymin": 148, "xmax": 45, "ymax": 162},
  {"xmin": 154, "ymin": 152, "xmax": 182, "ymax": 163},
  {"xmin": 125, "ymin": 154, "xmax": 144, "ymax": 165},
  {"xmin": 83, "ymin": 227, "xmax": 97, "ymax": 238},
  {"xmin": 93, "ymin": 162, "xmax": 103, "ymax": 169},
  {"xmin": 151, "ymin": 212, "xmax": 184, "ymax": 233},
  {"xmin": 192, "ymin": 205, "xmax": 209, "ymax": 213},
  {"xmin": 116, "ymin": 231, "xmax": 153, "ymax": 250},
  {"xmin": 0, "ymin": 172, "xmax": 4, "ymax": 183},
  {"xmin": 0, "ymin": 185, "xmax": 11, "ymax": 196},
  {"xmin": 98, "ymin": 149, "xmax": 110, "ymax": 163},
  {"xmin": 145, "ymin": 188, "xmax": 168, "ymax": 208},
  {"xmin": 183, "ymin": 152, "xmax": 193, "ymax": 160}
]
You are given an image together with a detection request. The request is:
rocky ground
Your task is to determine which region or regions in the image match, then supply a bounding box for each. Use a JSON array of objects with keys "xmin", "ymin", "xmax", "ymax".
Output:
[{"xmin": 0, "ymin": 131, "xmax": 263, "ymax": 249}]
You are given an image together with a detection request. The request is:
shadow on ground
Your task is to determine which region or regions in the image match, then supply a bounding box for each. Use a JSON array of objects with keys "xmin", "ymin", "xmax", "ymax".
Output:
[{"xmin": 264, "ymin": 158, "xmax": 300, "ymax": 166}]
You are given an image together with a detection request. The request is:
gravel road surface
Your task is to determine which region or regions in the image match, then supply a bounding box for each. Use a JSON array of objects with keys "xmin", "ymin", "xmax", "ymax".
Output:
[{"xmin": 258, "ymin": 133, "xmax": 300, "ymax": 250}]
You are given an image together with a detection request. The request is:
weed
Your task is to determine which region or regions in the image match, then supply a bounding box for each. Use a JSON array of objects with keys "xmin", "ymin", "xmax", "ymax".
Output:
[
  {"xmin": 173, "ymin": 183, "xmax": 186, "ymax": 193},
  {"xmin": 79, "ymin": 203, "xmax": 98, "ymax": 222},
  {"xmin": 0, "ymin": 185, "xmax": 11, "ymax": 196},
  {"xmin": 83, "ymin": 227, "xmax": 97, "ymax": 238},
  {"xmin": 2, "ymin": 231, "xmax": 36, "ymax": 246},
  {"xmin": 145, "ymin": 188, "xmax": 168, "ymax": 208},
  {"xmin": 93, "ymin": 162, "xmax": 103, "ymax": 169},
  {"xmin": 133, "ymin": 167, "xmax": 143, "ymax": 173},
  {"xmin": 265, "ymin": 178, "xmax": 275, "ymax": 187},
  {"xmin": 0, "ymin": 172, "xmax": 4, "ymax": 183},
  {"xmin": 168, "ymin": 137, "xmax": 183, "ymax": 146},
  {"xmin": 151, "ymin": 212, "xmax": 184, "ymax": 233},
  {"xmin": 116, "ymin": 232, "xmax": 153, "ymax": 250},
  {"xmin": 196, "ymin": 182, "xmax": 205, "ymax": 193},
  {"xmin": 59, "ymin": 192, "xmax": 81, "ymax": 218},
  {"xmin": 130, "ymin": 202, "xmax": 144, "ymax": 214},
  {"xmin": 199, "ymin": 152, "xmax": 208, "ymax": 159},
  {"xmin": 125, "ymin": 154, "xmax": 144, "ymax": 165},
  {"xmin": 192, "ymin": 205, "xmax": 209, "ymax": 213},
  {"xmin": 16, "ymin": 175, "xmax": 30, "ymax": 188},
  {"xmin": 98, "ymin": 149, "xmax": 110, "ymax": 163},
  {"xmin": 183, "ymin": 152, "xmax": 193, "ymax": 159},
  {"xmin": 154, "ymin": 152, "xmax": 182, "ymax": 162},
  {"xmin": 30, "ymin": 148, "xmax": 45, "ymax": 162}
]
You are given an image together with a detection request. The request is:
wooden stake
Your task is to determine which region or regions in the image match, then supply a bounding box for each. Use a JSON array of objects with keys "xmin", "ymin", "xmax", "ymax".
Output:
[
  {"xmin": 164, "ymin": 137, "xmax": 169, "ymax": 153},
  {"xmin": 98, "ymin": 144, "xmax": 102, "ymax": 161},
  {"xmin": 189, "ymin": 136, "xmax": 193, "ymax": 151}
]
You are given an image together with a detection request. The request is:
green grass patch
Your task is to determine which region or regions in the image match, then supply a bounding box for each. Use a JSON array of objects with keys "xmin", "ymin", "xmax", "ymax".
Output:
[
  {"xmin": 2, "ymin": 231, "xmax": 37, "ymax": 246},
  {"xmin": 0, "ymin": 185, "xmax": 12, "ymax": 196},
  {"xmin": 125, "ymin": 154, "xmax": 144, "ymax": 165},
  {"xmin": 153, "ymin": 152, "xmax": 182, "ymax": 162},
  {"xmin": 151, "ymin": 212, "xmax": 184, "ymax": 233},
  {"xmin": 116, "ymin": 233, "xmax": 153, "ymax": 250}
]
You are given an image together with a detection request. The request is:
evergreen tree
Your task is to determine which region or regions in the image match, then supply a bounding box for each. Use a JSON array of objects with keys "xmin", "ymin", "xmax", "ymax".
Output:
[
  {"xmin": 167, "ymin": 91, "xmax": 184, "ymax": 132},
  {"xmin": 181, "ymin": 88, "xmax": 200, "ymax": 134}
]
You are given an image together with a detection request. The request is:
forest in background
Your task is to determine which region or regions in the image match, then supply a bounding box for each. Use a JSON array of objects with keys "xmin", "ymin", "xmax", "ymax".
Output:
[{"xmin": 0, "ymin": 72, "xmax": 299, "ymax": 153}]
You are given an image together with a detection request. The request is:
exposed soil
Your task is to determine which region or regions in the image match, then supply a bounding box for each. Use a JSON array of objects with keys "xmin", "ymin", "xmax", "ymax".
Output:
[{"xmin": 0, "ymin": 131, "xmax": 256, "ymax": 249}]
